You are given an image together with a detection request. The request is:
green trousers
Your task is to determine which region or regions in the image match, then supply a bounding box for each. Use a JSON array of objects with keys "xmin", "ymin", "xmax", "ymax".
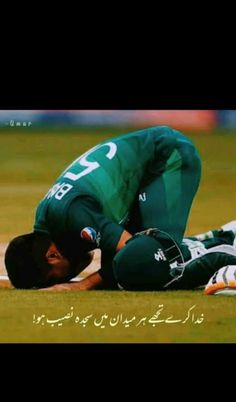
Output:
[
  {"xmin": 113, "ymin": 229, "xmax": 236, "ymax": 291},
  {"xmin": 168, "ymin": 230, "xmax": 236, "ymax": 290},
  {"xmin": 127, "ymin": 131, "xmax": 202, "ymax": 245}
]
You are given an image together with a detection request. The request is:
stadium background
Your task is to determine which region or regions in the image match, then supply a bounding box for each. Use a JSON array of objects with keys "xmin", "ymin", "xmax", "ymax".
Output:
[
  {"xmin": 1, "ymin": 109, "xmax": 236, "ymax": 129},
  {"xmin": 0, "ymin": 110, "xmax": 236, "ymax": 343},
  {"xmin": 1, "ymin": 109, "xmax": 236, "ymax": 130}
]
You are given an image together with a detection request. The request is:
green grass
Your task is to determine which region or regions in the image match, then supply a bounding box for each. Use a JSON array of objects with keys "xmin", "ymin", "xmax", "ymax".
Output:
[
  {"xmin": 1, "ymin": 126, "xmax": 236, "ymax": 343},
  {"xmin": 0, "ymin": 288, "xmax": 235, "ymax": 343}
]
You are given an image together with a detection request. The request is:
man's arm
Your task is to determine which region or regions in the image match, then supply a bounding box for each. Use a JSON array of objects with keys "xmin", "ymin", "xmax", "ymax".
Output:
[
  {"xmin": 116, "ymin": 230, "xmax": 132, "ymax": 251},
  {"xmin": 39, "ymin": 271, "xmax": 104, "ymax": 291},
  {"xmin": 67, "ymin": 197, "xmax": 132, "ymax": 253},
  {"xmin": 41, "ymin": 230, "xmax": 132, "ymax": 292}
]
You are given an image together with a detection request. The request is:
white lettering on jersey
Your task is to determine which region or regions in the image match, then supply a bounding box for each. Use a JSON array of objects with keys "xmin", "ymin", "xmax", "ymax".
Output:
[
  {"xmin": 55, "ymin": 184, "xmax": 73, "ymax": 200},
  {"xmin": 44, "ymin": 183, "xmax": 62, "ymax": 199},
  {"xmin": 45, "ymin": 182, "xmax": 73, "ymax": 200},
  {"xmin": 64, "ymin": 142, "xmax": 117, "ymax": 181},
  {"xmin": 139, "ymin": 192, "xmax": 146, "ymax": 202}
]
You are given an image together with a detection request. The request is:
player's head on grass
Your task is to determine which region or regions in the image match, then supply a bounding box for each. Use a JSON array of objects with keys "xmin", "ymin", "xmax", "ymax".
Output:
[{"xmin": 4, "ymin": 233, "xmax": 92, "ymax": 289}]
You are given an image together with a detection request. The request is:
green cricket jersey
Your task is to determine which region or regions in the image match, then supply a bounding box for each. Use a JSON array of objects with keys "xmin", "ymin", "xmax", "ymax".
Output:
[{"xmin": 34, "ymin": 126, "xmax": 199, "ymax": 260}]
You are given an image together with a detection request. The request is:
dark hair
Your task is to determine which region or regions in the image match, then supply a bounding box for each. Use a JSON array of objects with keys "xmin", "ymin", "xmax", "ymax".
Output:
[{"xmin": 4, "ymin": 232, "xmax": 52, "ymax": 289}]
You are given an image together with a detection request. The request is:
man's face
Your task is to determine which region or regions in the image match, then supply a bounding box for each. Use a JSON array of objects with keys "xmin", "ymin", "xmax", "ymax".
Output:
[
  {"xmin": 46, "ymin": 258, "xmax": 72, "ymax": 282},
  {"xmin": 43, "ymin": 243, "xmax": 94, "ymax": 286},
  {"xmin": 45, "ymin": 243, "xmax": 73, "ymax": 284}
]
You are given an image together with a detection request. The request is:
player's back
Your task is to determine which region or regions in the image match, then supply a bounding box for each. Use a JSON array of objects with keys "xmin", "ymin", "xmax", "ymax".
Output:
[{"xmin": 35, "ymin": 126, "xmax": 187, "ymax": 228}]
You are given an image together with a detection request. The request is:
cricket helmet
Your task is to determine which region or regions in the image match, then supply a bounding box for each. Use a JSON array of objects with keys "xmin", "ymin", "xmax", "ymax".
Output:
[{"xmin": 113, "ymin": 229, "xmax": 183, "ymax": 290}]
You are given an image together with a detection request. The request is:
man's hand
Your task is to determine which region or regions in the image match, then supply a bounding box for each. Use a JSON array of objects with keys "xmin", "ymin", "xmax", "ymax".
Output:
[
  {"xmin": 39, "ymin": 282, "xmax": 82, "ymax": 292},
  {"xmin": 39, "ymin": 272, "xmax": 103, "ymax": 292}
]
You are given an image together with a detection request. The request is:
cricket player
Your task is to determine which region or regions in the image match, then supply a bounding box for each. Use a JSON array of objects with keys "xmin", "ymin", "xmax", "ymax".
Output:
[
  {"xmin": 40, "ymin": 221, "xmax": 236, "ymax": 294},
  {"xmin": 5, "ymin": 125, "xmax": 202, "ymax": 290}
]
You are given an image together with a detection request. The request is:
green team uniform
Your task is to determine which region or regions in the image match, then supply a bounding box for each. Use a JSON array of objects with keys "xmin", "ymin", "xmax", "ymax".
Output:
[
  {"xmin": 168, "ymin": 229, "xmax": 236, "ymax": 290},
  {"xmin": 113, "ymin": 228, "xmax": 236, "ymax": 291},
  {"xmin": 34, "ymin": 126, "xmax": 201, "ymax": 286}
]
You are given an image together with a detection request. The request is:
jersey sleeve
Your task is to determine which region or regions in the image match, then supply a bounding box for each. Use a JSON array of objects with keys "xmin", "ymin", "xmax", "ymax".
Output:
[{"xmin": 66, "ymin": 196, "xmax": 124, "ymax": 253}]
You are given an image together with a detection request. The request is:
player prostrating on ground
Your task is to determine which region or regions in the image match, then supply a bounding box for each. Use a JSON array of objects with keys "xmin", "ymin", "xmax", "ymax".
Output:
[{"xmin": 5, "ymin": 126, "xmax": 201, "ymax": 290}]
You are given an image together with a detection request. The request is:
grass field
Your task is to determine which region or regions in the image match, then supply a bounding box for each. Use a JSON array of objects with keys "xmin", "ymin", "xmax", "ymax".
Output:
[
  {"xmin": 0, "ymin": 126, "xmax": 236, "ymax": 343},
  {"xmin": 0, "ymin": 289, "xmax": 236, "ymax": 343}
]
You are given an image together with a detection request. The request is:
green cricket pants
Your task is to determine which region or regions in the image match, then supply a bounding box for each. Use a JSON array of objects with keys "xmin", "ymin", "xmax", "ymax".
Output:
[{"xmin": 127, "ymin": 130, "xmax": 202, "ymax": 245}]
